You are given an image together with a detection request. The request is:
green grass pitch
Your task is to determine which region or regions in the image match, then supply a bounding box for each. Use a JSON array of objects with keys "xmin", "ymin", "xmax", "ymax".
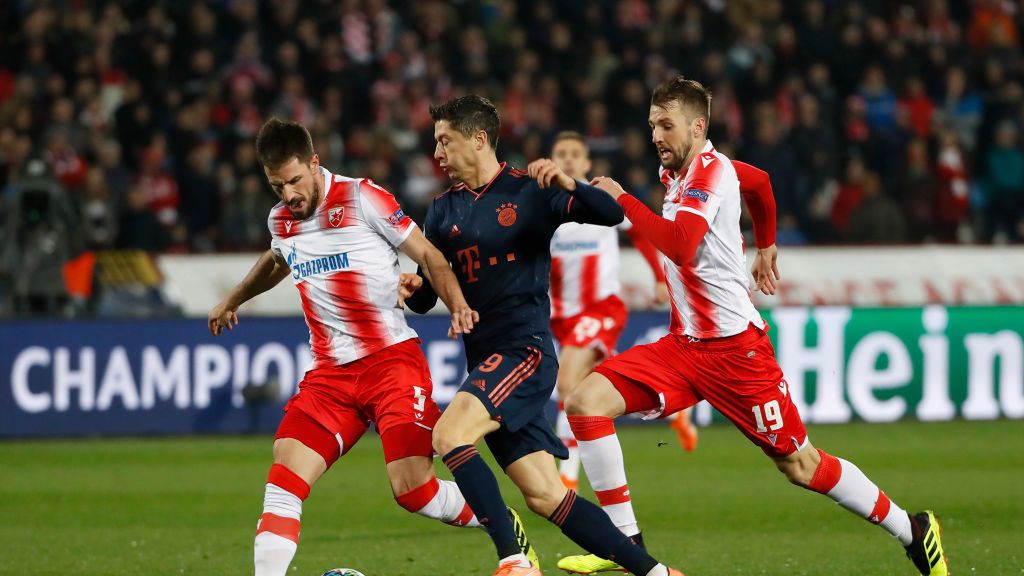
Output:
[{"xmin": 2, "ymin": 420, "xmax": 1022, "ymax": 575}]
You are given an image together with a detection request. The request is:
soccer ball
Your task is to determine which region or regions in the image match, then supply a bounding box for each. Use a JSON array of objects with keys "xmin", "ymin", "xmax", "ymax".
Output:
[{"xmin": 321, "ymin": 570, "xmax": 366, "ymax": 576}]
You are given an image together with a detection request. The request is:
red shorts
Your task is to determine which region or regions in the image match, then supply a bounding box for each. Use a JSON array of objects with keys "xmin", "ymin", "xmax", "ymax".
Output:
[
  {"xmin": 275, "ymin": 338, "xmax": 440, "ymax": 465},
  {"xmin": 550, "ymin": 295, "xmax": 628, "ymax": 361},
  {"xmin": 594, "ymin": 325, "xmax": 809, "ymax": 458}
]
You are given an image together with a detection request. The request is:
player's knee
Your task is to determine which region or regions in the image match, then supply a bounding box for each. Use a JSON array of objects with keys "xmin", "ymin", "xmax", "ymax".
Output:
[
  {"xmin": 431, "ymin": 426, "xmax": 454, "ymax": 456},
  {"xmin": 775, "ymin": 449, "xmax": 819, "ymax": 488},
  {"xmin": 431, "ymin": 422, "xmax": 468, "ymax": 457},
  {"xmin": 524, "ymin": 488, "xmax": 565, "ymax": 517},
  {"xmin": 555, "ymin": 372, "xmax": 576, "ymax": 400},
  {"xmin": 564, "ymin": 383, "xmax": 604, "ymax": 417}
]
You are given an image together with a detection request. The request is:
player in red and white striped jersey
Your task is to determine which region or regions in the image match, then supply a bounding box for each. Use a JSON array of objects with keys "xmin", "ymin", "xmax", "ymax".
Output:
[
  {"xmin": 208, "ymin": 118, "xmax": 486, "ymax": 576},
  {"xmin": 545, "ymin": 131, "xmax": 683, "ymax": 492},
  {"xmin": 559, "ymin": 78, "xmax": 947, "ymax": 576}
]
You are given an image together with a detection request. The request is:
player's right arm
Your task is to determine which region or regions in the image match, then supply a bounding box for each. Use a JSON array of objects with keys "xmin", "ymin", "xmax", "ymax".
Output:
[
  {"xmin": 399, "ymin": 227, "xmax": 479, "ymax": 336},
  {"xmin": 403, "ymin": 200, "xmax": 442, "ymax": 314},
  {"xmin": 592, "ymin": 176, "xmax": 710, "ymax": 267},
  {"xmin": 208, "ymin": 249, "xmax": 291, "ymax": 335}
]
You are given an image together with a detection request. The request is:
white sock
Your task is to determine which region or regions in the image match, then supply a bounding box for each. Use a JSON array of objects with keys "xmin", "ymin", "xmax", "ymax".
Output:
[
  {"xmin": 557, "ymin": 407, "xmax": 581, "ymax": 483},
  {"xmin": 255, "ymin": 484, "xmax": 303, "ymax": 576},
  {"xmin": 645, "ymin": 564, "xmax": 669, "ymax": 576},
  {"xmin": 395, "ymin": 477, "xmax": 481, "ymax": 528},
  {"xmin": 569, "ymin": 416, "xmax": 640, "ymax": 537},
  {"xmin": 811, "ymin": 450, "xmax": 913, "ymax": 545},
  {"xmin": 499, "ymin": 552, "xmax": 529, "ymax": 567},
  {"xmin": 254, "ymin": 533, "xmax": 297, "ymax": 576}
]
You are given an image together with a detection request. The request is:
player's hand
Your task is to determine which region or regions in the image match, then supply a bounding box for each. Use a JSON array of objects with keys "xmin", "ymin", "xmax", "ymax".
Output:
[
  {"xmin": 208, "ymin": 301, "xmax": 239, "ymax": 336},
  {"xmin": 448, "ymin": 304, "xmax": 480, "ymax": 339},
  {"xmin": 590, "ymin": 176, "xmax": 626, "ymax": 199},
  {"xmin": 398, "ymin": 272, "xmax": 423, "ymax": 309},
  {"xmin": 528, "ymin": 159, "xmax": 575, "ymax": 190},
  {"xmin": 654, "ymin": 280, "xmax": 670, "ymax": 305},
  {"xmin": 751, "ymin": 244, "xmax": 780, "ymax": 296}
]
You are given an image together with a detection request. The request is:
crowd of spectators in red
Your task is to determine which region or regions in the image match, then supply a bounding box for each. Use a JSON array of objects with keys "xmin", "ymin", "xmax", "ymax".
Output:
[{"xmin": 2, "ymin": 0, "xmax": 1023, "ymax": 252}]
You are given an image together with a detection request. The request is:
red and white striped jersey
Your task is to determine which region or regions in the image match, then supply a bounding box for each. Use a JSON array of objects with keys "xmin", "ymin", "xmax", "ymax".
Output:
[
  {"xmin": 549, "ymin": 219, "xmax": 631, "ymax": 319},
  {"xmin": 268, "ymin": 167, "xmax": 418, "ymax": 367},
  {"xmin": 660, "ymin": 140, "xmax": 764, "ymax": 339}
]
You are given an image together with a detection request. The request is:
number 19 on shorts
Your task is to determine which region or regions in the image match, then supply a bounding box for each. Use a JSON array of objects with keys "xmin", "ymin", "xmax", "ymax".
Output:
[{"xmin": 752, "ymin": 400, "xmax": 783, "ymax": 433}]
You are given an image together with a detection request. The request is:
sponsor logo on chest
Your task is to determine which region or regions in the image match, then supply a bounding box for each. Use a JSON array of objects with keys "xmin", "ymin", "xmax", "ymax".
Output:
[{"xmin": 287, "ymin": 243, "xmax": 350, "ymax": 280}]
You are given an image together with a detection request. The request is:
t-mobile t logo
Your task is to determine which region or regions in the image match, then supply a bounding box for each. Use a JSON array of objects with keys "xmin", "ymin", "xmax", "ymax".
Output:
[{"xmin": 457, "ymin": 245, "xmax": 481, "ymax": 283}]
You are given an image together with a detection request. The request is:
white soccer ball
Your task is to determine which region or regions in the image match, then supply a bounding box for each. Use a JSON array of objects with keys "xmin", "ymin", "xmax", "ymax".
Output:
[{"xmin": 321, "ymin": 570, "xmax": 366, "ymax": 576}]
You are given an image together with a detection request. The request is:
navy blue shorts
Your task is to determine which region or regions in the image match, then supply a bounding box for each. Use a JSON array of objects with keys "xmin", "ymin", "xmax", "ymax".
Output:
[{"xmin": 460, "ymin": 334, "xmax": 568, "ymax": 470}]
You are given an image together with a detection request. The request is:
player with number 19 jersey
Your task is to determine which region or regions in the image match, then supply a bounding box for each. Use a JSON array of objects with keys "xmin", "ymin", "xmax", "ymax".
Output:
[{"xmin": 596, "ymin": 141, "xmax": 805, "ymax": 452}]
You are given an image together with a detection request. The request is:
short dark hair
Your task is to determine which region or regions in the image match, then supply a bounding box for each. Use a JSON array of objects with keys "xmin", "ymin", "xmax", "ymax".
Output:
[
  {"xmin": 651, "ymin": 76, "xmax": 712, "ymax": 123},
  {"xmin": 429, "ymin": 95, "xmax": 500, "ymax": 150},
  {"xmin": 552, "ymin": 130, "xmax": 587, "ymax": 147},
  {"xmin": 255, "ymin": 117, "xmax": 314, "ymax": 168}
]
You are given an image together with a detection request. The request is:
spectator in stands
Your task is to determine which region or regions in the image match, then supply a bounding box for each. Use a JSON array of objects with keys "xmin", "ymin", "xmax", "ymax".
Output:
[
  {"xmin": 935, "ymin": 128, "xmax": 971, "ymax": 242},
  {"xmin": 848, "ymin": 172, "xmax": 908, "ymax": 244},
  {"xmin": 984, "ymin": 120, "xmax": 1024, "ymax": 242},
  {"xmin": 832, "ymin": 156, "xmax": 869, "ymax": 240},
  {"xmin": 0, "ymin": 0, "xmax": 1021, "ymax": 263}
]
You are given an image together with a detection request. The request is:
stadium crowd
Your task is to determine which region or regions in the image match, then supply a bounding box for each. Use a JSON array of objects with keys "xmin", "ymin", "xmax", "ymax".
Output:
[{"xmin": 1, "ymin": 0, "xmax": 1024, "ymax": 254}]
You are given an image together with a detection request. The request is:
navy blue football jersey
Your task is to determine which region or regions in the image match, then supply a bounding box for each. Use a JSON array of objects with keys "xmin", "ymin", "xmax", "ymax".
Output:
[{"xmin": 407, "ymin": 162, "xmax": 623, "ymax": 364}]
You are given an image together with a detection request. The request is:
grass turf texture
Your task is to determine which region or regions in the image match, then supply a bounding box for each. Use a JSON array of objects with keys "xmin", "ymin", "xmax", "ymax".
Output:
[{"xmin": 2, "ymin": 420, "xmax": 1022, "ymax": 575}]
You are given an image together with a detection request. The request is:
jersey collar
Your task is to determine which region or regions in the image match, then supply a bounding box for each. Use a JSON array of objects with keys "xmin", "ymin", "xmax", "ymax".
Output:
[
  {"xmin": 467, "ymin": 161, "xmax": 507, "ymax": 200},
  {"xmin": 313, "ymin": 166, "xmax": 331, "ymax": 215}
]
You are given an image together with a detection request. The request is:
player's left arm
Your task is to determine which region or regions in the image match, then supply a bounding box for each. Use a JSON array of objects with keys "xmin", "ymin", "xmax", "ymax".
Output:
[
  {"xmin": 355, "ymin": 179, "xmax": 475, "ymax": 332},
  {"xmin": 734, "ymin": 160, "xmax": 780, "ymax": 295},
  {"xmin": 528, "ymin": 158, "xmax": 624, "ymax": 226},
  {"xmin": 591, "ymin": 177, "xmax": 710, "ymax": 267},
  {"xmin": 399, "ymin": 228, "xmax": 479, "ymax": 336}
]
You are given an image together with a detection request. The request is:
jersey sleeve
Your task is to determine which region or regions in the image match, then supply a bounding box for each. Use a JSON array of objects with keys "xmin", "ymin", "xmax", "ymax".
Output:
[
  {"xmin": 733, "ymin": 160, "xmax": 777, "ymax": 248},
  {"xmin": 679, "ymin": 152, "xmax": 727, "ymax": 225},
  {"xmin": 266, "ymin": 212, "xmax": 284, "ymax": 259},
  {"xmin": 404, "ymin": 199, "xmax": 441, "ymax": 314},
  {"xmin": 357, "ymin": 179, "xmax": 417, "ymax": 247},
  {"xmin": 269, "ymin": 236, "xmax": 284, "ymax": 260},
  {"xmin": 546, "ymin": 180, "xmax": 624, "ymax": 226}
]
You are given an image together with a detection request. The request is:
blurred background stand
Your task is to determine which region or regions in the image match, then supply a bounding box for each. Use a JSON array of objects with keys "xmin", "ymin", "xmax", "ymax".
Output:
[{"xmin": 0, "ymin": 158, "xmax": 84, "ymax": 317}]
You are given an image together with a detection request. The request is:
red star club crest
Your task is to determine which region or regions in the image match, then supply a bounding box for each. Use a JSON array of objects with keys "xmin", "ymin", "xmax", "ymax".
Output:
[{"xmin": 328, "ymin": 206, "xmax": 345, "ymax": 227}]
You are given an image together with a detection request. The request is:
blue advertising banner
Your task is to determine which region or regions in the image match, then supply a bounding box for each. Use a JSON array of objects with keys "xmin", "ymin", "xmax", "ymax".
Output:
[
  {"xmin": 3, "ymin": 306, "xmax": 1023, "ymax": 438},
  {"xmin": 0, "ymin": 315, "xmax": 667, "ymax": 438}
]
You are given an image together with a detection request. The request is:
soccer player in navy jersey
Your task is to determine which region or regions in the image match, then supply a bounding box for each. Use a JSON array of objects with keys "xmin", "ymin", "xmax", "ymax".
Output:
[{"xmin": 403, "ymin": 96, "xmax": 685, "ymax": 576}]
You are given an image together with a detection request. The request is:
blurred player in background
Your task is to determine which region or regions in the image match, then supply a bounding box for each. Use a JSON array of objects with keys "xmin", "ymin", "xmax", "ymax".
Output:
[
  {"xmin": 208, "ymin": 118, "xmax": 492, "ymax": 576},
  {"xmin": 404, "ymin": 95, "xmax": 685, "ymax": 576},
  {"xmin": 559, "ymin": 77, "xmax": 948, "ymax": 576},
  {"xmin": 545, "ymin": 131, "xmax": 691, "ymax": 493}
]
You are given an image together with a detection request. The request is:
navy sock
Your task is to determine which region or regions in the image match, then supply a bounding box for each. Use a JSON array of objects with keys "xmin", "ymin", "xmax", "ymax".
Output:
[
  {"xmin": 549, "ymin": 490, "xmax": 659, "ymax": 575},
  {"xmin": 442, "ymin": 445, "xmax": 520, "ymax": 559}
]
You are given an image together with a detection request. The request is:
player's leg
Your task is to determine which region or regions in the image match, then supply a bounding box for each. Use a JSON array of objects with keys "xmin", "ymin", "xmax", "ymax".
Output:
[
  {"xmin": 775, "ymin": 443, "xmax": 947, "ymax": 574},
  {"xmin": 558, "ymin": 338, "xmax": 695, "ymax": 574},
  {"xmin": 432, "ymin": 390, "xmax": 523, "ymax": 566},
  {"xmin": 386, "ymin": 455, "xmax": 480, "ymax": 527},
  {"xmin": 503, "ymin": 448, "xmax": 680, "ymax": 576},
  {"xmin": 255, "ymin": 407, "xmax": 362, "ymax": 576},
  {"xmin": 699, "ymin": 327, "xmax": 947, "ymax": 575},
  {"xmin": 564, "ymin": 336, "xmax": 690, "ymax": 541},
  {"xmin": 563, "ymin": 371, "xmax": 637, "ymax": 536},
  {"xmin": 362, "ymin": 341, "xmax": 482, "ymax": 529},
  {"xmin": 555, "ymin": 344, "xmax": 601, "ymax": 490}
]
